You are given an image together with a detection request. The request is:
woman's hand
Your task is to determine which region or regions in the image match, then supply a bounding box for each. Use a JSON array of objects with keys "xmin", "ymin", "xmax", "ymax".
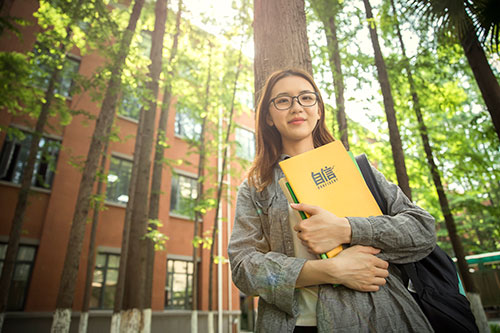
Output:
[
  {"xmin": 291, "ymin": 202, "xmax": 351, "ymax": 254},
  {"xmin": 328, "ymin": 245, "xmax": 389, "ymax": 291},
  {"xmin": 296, "ymin": 245, "xmax": 389, "ymax": 292}
]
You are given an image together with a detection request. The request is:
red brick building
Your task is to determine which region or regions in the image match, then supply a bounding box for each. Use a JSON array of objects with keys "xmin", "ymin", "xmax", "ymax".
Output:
[{"xmin": 0, "ymin": 1, "xmax": 255, "ymax": 331}]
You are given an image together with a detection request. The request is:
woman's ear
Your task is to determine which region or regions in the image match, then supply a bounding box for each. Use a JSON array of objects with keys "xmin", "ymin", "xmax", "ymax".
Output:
[{"xmin": 266, "ymin": 114, "xmax": 274, "ymax": 127}]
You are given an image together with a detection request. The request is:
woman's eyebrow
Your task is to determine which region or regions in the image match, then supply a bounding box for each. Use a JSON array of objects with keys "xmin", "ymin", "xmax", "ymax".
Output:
[{"xmin": 274, "ymin": 89, "xmax": 314, "ymax": 97}]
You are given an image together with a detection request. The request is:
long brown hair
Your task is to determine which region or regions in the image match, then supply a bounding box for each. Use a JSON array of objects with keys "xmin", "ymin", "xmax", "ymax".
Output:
[{"xmin": 248, "ymin": 69, "xmax": 335, "ymax": 191}]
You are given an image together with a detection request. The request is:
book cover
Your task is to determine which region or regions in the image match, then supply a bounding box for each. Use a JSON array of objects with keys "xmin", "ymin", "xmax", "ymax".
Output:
[
  {"xmin": 278, "ymin": 177, "xmax": 341, "ymax": 259},
  {"xmin": 278, "ymin": 140, "xmax": 382, "ymax": 258}
]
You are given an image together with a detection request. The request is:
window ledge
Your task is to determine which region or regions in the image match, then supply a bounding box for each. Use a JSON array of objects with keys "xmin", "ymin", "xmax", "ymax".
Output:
[
  {"xmin": 104, "ymin": 200, "xmax": 127, "ymax": 209},
  {"xmin": 117, "ymin": 114, "xmax": 139, "ymax": 124},
  {"xmin": 0, "ymin": 181, "xmax": 52, "ymax": 194}
]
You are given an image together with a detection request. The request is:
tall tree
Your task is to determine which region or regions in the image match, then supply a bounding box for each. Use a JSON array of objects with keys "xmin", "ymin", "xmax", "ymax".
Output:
[
  {"xmin": 144, "ymin": 0, "xmax": 183, "ymax": 317},
  {"xmin": 110, "ymin": 98, "xmax": 144, "ymax": 333},
  {"xmin": 389, "ymin": 0, "xmax": 489, "ymax": 330},
  {"xmin": 78, "ymin": 141, "xmax": 108, "ymax": 333},
  {"xmin": 191, "ymin": 42, "xmax": 213, "ymax": 333},
  {"xmin": 0, "ymin": 1, "xmax": 84, "ymax": 330},
  {"xmin": 253, "ymin": 0, "xmax": 312, "ymax": 96},
  {"xmin": 310, "ymin": 0, "xmax": 349, "ymax": 149},
  {"xmin": 207, "ymin": 35, "xmax": 245, "ymax": 326},
  {"xmin": 121, "ymin": 0, "xmax": 167, "ymax": 331},
  {"xmin": 361, "ymin": 0, "xmax": 412, "ymax": 200},
  {"xmin": 50, "ymin": 1, "xmax": 145, "ymax": 332},
  {"xmin": 410, "ymin": 0, "xmax": 500, "ymax": 142}
]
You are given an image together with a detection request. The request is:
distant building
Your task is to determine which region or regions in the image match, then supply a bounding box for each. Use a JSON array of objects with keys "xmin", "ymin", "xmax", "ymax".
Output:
[{"xmin": 0, "ymin": 1, "xmax": 255, "ymax": 332}]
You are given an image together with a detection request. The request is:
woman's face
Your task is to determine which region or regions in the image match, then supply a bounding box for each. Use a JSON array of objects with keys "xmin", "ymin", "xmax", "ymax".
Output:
[{"xmin": 266, "ymin": 75, "xmax": 321, "ymax": 151}]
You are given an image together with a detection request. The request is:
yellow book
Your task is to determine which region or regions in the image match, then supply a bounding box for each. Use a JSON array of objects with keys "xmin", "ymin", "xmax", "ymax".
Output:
[{"xmin": 279, "ymin": 140, "xmax": 382, "ymax": 258}]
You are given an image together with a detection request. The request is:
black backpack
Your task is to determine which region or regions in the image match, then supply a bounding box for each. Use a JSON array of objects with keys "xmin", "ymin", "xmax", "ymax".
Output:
[{"xmin": 355, "ymin": 154, "xmax": 479, "ymax": 333}]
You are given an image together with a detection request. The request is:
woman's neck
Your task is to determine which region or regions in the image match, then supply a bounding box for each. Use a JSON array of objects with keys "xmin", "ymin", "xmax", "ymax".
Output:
[{"xmin": 282, "ymin": 138, "xmax": 315, "ymax": 157}]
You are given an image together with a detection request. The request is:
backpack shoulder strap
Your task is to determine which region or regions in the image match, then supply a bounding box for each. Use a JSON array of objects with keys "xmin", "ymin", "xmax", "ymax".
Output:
[{"xmin": 355, "ymin": 154, "xmax": 388, "ymax": 214}]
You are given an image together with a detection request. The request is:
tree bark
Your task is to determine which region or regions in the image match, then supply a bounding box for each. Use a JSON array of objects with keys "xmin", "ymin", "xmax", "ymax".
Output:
[
  {"xmin": 460, "ymin": 28, "xmax": 500, "ymax": 143},
  {"xmin": 121, "ymin": 0, "xmax": 167, "ymax": 331},
  {"xmin": 310, "ymin": 0, "xmax": 349, "ymax": 149},
  {"xmin": 0, "ymin": 4, "xmax": 78, "ymax": 329},
  {"xmin": 327, "ymin": 15, "xmax": 349, "ymax": 149},
  {"xmin": 79, "ymin": 141, "xmax": 108, "ymax": 333},
  {"xmin": 208, "ymin": 39, "xmax": 244, "ymax": 313},
  {"xmin": 390, "ymin": 1, "xmax": 489, "ymax": 329},
  {"xmin": 145, "ymin": 0, "xmax": 182, "ymax": 310},
  {"xmin": 362, "ymin": 0, "xmax": 412, "ymax": 200},
  {"xmin": 51, "ymin": 1, "xmax": 145, "ymax": 332},
  {"xmin": 253, "ymin": 0, "xmax": 312, "ymax": 99},
  {"xmin": 192, "ymin": 44, "xmax": 212, "ymax": 332},
  {"xmin": 0, "ymin": 60, "xmax": 61, "ymax": 331},
  {"xmin": 111, "ymin": 101, "xmax": 144, "ymax": 333}
]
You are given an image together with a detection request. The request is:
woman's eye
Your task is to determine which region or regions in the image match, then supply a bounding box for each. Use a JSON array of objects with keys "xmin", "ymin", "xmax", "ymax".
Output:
[{"xmin": 276, "ymin": 97, "xmax": 290, "ymax": 104}]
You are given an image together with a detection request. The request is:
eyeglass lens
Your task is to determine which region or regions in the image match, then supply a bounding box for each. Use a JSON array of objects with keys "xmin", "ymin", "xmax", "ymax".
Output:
[{"xmin": 273, "ymin": 92, "xmax": 317, "ymax": 110}]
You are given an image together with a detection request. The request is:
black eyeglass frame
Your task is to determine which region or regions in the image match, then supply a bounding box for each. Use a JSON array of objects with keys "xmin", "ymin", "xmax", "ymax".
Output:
[{"xmin": 269, "ymin": 91, "xmax": 319, "ymax": 111}]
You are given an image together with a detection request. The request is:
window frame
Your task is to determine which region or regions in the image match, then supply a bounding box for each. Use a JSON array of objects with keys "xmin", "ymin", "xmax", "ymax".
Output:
[
  {"xmin": 105, "ymin": 153, "xmax": 133, "ymax": 206},
  {"xmin": 174, "ymin": 105, "xmax": 202, "ymax": 142},
  {"xmin": 0, "ymin": 127, "xmax": 61, "ymax": 190},
  {"xmin": 0, "ymin": 242, "xmax": 38, "ymax": 311},
  {"xmin": 90, "ymin": 251, "xmax": 120, "ymax": 310},
  {"xmin": 235, "ymin": 126, "xmax": 256, "ymax": 161},
  {"xmin": 31, "ymin": 46, "xmax": 81, "ymax": 99},
  {"xmin": 164, "ymin": 257, "xmax": 194, "ymax": 310},
  {"xmin": 169, "ymin": 170, "xmax": 198, "ymax": 220}
]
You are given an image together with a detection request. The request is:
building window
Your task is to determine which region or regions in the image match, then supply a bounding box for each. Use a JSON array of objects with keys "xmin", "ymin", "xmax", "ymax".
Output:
[
  {"xmin": 0, "ymin": 243, "xmax": 37, "ymax": 311},
  {"xmin": 165, "ymin": 259, "xmax": 193, "ymax": 309},
  {"xmin": 235, "ymin": 127, "xmax": 255, "ymax": 161},
  {"xmin": 106, "ymin": 156, "xmax": 132, "ymax": 204},
  {"xmin": 236, "ymin": 89, "xmax": 254, "ymax": 109},
  {"xmin": 31, "ymin": 45, "xmax": 80, "ymax": 98},
  {"xmin": 90, "ymin": 252, "xmax": 119, "ymax": 309},
  {"xmin": 170, "ymin": 173, "xmax": 198, "ymax": 219},
  {"xmin": 0, "ymin": 130, "xmax": 60, "ymax": 189},
  {"xmin": 138, "ymin": 31, "xmax": 152, "ymax": 58},
  {"xmin": 118, "ymin": 86, "xmax": 142, "ymax": 121},
  {"xmin": 174, "ymin": 105, "xmax": 201, "ymax": 141}
]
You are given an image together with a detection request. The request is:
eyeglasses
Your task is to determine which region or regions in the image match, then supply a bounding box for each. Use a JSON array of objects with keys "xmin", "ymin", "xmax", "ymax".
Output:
[{"xmin": 269, "ymin": 92, "xmax": 319, "ymax": 110}]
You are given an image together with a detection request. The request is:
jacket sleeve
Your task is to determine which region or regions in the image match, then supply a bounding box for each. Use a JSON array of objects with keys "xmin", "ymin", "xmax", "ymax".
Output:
[
  {"xmin": 228, "ymin": 180, "xmax": 306, "ymax": 317},
  {"xmin": 347, "ymin": 166, "xmax": 436, "ymax": 263}
]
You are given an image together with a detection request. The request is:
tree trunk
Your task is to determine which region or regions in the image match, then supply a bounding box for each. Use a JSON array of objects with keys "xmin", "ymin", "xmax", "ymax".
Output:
[
  {"xmin": 111, "ymin": 103, "xmax": 144, "ymax": 333},
  {"xmin": 191, "ymin": 44, "xmax": 212, "ymax": 333},
  {"xmin": 253, "ymin": 0, "xmax": 312, "ymax": 98},
  {"xmin": 460, "ymin": 28, "xmax": 500, "ymax": 143},
  {"xmin": 361, "ymin": 0, "xmax": 412, "ymax": 200},
  {"xmin": 327, "ymin": 15, "xmax": 349, "ymax": 149},
  {"xmin": 0, "ymin": 61, "xmax": 61, "ymax": 332},
  {"xmin": 208, "ymin": 39, "xmax": 244, "ymax": 314},
  {"xmin": 144, "ymin": 0, "xmax": 182, "ymax": 312},
  {"xmin": 1, "ymin": 5, "xmax": 79, "ymax": 329},
  {"xmin": 390, "ymin": 1, "xmax": 489, "ymax": 330},
  {"xmin": 51, "ymin": 1, "xmax": 144, "ymax": 332},
  {"xmin": 121, "ymin": 0, "xmax": 167, "ymax": 332},
  {"xmin": 310, "ymin": 0, "xmax": 349, "ymax": 149},
  {"xmin": 79, "ymin": 141, "xmax": 108, "ymax": 333}
]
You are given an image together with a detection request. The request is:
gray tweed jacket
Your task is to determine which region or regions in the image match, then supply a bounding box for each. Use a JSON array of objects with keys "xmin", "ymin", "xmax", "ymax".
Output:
[{"xmin": 228, "ymin": 160, "xmax": 436, "ymax": 332}]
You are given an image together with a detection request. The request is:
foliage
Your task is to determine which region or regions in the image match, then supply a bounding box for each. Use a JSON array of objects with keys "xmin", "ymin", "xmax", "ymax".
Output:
[
  {"xmin": 408, "ymin": 0, "xmax": 500, "ymax": 52},
  {"xmin": 306, "ymin": 0, "xmax": 499, "ymax": 257},
  {"xmin": 145, "ymin": 219, "xmax": 169, "ymax": 251}
]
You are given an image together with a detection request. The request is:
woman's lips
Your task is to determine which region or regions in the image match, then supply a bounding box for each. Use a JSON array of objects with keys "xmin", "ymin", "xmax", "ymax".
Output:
[{"xmin": 288, "ymin": 117, "xmax": 306, "ymax": 125}]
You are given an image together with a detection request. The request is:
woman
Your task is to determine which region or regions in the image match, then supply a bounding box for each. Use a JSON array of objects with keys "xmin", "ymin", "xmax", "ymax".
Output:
[{"xmin": 228, "ymin": 69, "xmax": 436, "ymax": 332}]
